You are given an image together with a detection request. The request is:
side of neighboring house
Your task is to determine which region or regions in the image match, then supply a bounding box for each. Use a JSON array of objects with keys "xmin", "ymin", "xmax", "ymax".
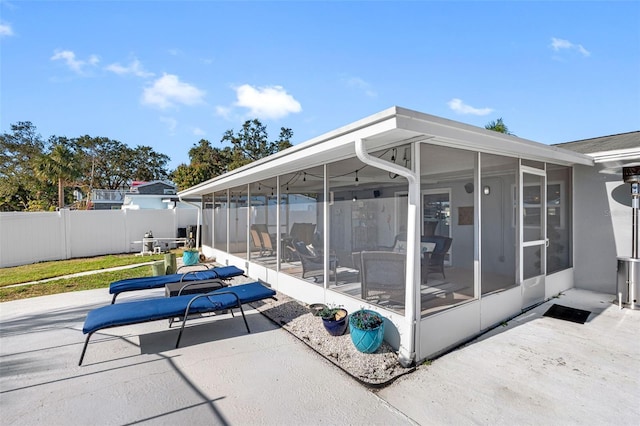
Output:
[{"xmin": 90, "ymin": 180, "xmax": 179, "ymax": 210}]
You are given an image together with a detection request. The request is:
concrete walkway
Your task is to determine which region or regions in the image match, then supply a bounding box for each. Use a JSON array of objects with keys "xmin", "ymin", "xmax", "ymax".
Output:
[
  {"xmin": 1, "ymin": 285, "xmax": 638, "ymax": 425},
  {"xmin": 0, "ymin": 287, "xmax": 412, "ymax": 425},
  {"xmin": 379, "ymin": 289, "xmax": 640, "ymax": 425}
]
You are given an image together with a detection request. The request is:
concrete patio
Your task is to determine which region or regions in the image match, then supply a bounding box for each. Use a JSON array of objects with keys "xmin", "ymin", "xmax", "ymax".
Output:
[{"xmin": 1, "ymin": 285, "xmax": 638, "ymax": 425}]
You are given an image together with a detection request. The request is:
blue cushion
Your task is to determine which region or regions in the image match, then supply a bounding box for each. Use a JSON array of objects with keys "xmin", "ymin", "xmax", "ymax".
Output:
[
  {"xmin": 109, "ymin": 266, "xmax": 244, "ymax": 295},
  {"xmin": 84, "ymin": 282, "xmax": 275, "ymax": 335}
]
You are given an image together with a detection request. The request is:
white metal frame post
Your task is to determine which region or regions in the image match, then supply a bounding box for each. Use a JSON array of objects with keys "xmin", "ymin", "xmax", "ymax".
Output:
[{"xmin": 355, "ymin": 137, "xmax": 420, "ymax": 367}]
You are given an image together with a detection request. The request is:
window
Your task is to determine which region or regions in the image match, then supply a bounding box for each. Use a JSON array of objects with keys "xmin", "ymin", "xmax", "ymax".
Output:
[
  {"xmin": 279, "ymin": 167, "xmax": 323, "ymax": 282},
  {"xmin": 202, "ymin": 194, "xmax": 213, "ymax": 247},
  {"xmin": 249, "ymin": 178, "xmax": 278, "ymax": 265},
  {"xmin": 420, "ymin": 144, "xmax": 476, "ymax": 315},
  {"xmin": 546, "ymin": 164, "xmax": 572, "ymax": 274},
  {"xmin": 213, "ymin": 191, "xmax": 228, "ymax": 251},
  {"xmin": 328, "ymin": 152, "xmax": 409, "ymax": 314},
  {"xmin": 422, "ymin": 190, "xmax": 451, "ymax": 237},
  {"xmin": 512, "ymin": 181, "xmax": 565, "ymax": 229},
  {"xmin": 481, "ymin": 154, "xmax": 518, "ymax": 295},
  {"xmin": 229, "ymin": 187, "xmax": 248, "ymax": 258}
]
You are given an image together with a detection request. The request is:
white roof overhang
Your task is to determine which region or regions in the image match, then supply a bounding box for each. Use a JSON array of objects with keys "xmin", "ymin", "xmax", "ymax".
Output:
[
  {"xmin": 588, "ymin": 147, "xmax": 640, "ymax": 178},
  {"xmin": 179, "ymin": 106, "xmax": 594, "ymax": 197},
  {"xmin": 589, "ymin": 147, "xmax": 640, "ymax": 164}
]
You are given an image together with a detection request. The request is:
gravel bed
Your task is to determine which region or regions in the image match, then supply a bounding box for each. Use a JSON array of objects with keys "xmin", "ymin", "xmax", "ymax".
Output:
[{"xmin": 249, "ymin": 291, "xmax": 415, "ymax": 387}]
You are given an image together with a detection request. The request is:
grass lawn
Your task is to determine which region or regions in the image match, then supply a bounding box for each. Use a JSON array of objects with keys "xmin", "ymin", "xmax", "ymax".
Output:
[{"xmin": 0, "ymin": 253, "xmax": 176, "ymax": 302}]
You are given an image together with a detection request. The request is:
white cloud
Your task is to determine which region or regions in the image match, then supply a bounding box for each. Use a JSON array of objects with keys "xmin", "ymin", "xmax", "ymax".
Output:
[
  {"xmin": 447, "ymin": 98, "xmax": 493, "ymax": 116},
  {"xmin": 215, "ymin": 105, "xmax": 232, "ymax": 120},
  {"xmin": 345, "ymin": 77, "xmax": 377, "ymax": 98},
  {"xmin": 141, "ymin": 74, "xmax": 206, "ymax": 109},
  {"xmin": 0, "ymin": 22, "xmax": 14, "ymax": 37},
  {"xmin": 577, "ymin": 45, "xmax": 591, "ymax": 57},
  {"xmin": 550, "ymin": 37, "xmax": 591, "ymax": 57},
  {"xmin": 106, "ymin": 58, "xmax": 154, "ymax": 78},
  {"xmin": 233, "ymin": 84, "xmax": 302, "ymax": 119},
  {"xmin": 192, "ymin": 127, "xmax": 206, "ymax": 136},
  {"xmin": 160, "ymin": 116, "xmax": 177, "ymax": 133},
  {"xmin": 50, "ymin": 50, "xmax": 100, "ymax": 74}
]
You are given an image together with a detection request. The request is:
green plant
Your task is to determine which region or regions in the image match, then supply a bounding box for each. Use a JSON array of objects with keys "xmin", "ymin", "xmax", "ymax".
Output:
[
  {"xmin": 350, "ymin": 309, "xmax": 383, "ymax": 330},
  {"xmin": 318, "ymin": 305, "xmax": 346, "ymax": 321},
  {"xmin": 0, "ymin": 253, "xmax": 164, "ymax": 287},
  {"xmin": 0, "ymin": 265, "xmax": 151, "ymax": 302}
]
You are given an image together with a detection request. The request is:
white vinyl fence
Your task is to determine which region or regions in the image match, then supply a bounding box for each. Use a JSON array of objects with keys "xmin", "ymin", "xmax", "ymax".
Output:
[{"xmin": 0, "ymin": 209, "xmax": 199, "ymax": 268}]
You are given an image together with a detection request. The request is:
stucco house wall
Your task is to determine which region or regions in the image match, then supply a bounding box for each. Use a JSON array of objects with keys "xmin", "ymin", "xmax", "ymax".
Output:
[
  {"xmin": 573, "ymin": 164, "xmax": 623, "ymax": 292},
  {"xmin": 556, "ymin": 131, "xmax": 639, "ymax": 293}
]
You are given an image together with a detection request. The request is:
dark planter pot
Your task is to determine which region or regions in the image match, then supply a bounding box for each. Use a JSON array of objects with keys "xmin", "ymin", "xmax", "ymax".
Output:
[
  {"xmin": 321, "ymin": 309, "xmax": 348, "ymax": 336},
  {"xmin": 349, "ymin": 310, "xmax": 385, "ymax": 353}
]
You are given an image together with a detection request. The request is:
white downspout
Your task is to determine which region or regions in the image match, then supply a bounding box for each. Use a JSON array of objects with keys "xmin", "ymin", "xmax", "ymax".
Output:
[
  {"xmin": 355, "ymin": 138, "xmax": 420, "ymax": 367},
  {"xmin": 179, "ymin": 198, "xmax": 203, "ymax": 248}
]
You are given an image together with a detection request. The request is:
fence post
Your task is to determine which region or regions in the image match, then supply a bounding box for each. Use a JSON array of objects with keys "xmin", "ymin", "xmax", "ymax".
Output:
[{"xmin": 62, "ymin": 208, "xmax": 72, "ymax": 260}]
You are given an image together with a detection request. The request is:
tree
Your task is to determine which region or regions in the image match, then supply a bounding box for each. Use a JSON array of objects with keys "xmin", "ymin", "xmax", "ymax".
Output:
[
  {"xmin": 130, "ymin": 145, "xmax": 170, "ymax": 182},
  {"xmin": 1, "ymin": 122, "xmax": 173, "ymax": 211},
  {"xmin": 75, "ymin": 136, "xmax": 171, "ymax": 191},
  {"xmin": 171, "ymin": 140, "xmax": 232, "ymax": 191},
  {"xmin": 75, "ymin": 136, "xmax": 134, "ymax": 190},
  {"xmin": 485, "ymin": 118, "xmax": 514, "ymax": 135},
  {"xmin": 171, "ymin": 119, "xmax": 293, "ymax": 191},
  {"xmin": 221, "ymin": 119, "xmax": 293, "ymax": 170},
  {"xmin": 0, "ymin": 122, "xmax": 47, "ymax": 211},
  {"xmin": 34, "ymin": 137, "xmax": 83, "ymax": 209}
]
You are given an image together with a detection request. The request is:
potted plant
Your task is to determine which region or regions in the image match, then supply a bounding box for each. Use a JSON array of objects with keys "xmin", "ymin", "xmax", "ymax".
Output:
[
  {"xmin": 349, "ymin": 309, "xmax": 384, "ymax": 353},
  {"xmin": 182, "ymin": 248, "xmax": 199, "ymax": 266},
  {"xmin": 318, "ymin": 305, "xmax": 348, "ymax": 336}
]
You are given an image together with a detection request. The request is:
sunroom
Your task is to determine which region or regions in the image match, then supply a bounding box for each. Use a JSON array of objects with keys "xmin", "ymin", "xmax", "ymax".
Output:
[{"xmin": 179, "ymin": 107, "xmax": 593, "ymax": 366}]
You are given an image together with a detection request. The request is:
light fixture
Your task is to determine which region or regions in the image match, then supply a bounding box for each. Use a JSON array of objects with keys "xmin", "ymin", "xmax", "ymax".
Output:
[
  {"xmin": 483, "ymin": 185, "xmax": 491, "ymax": 195},
  {"xmin": 355, "ymin": 170, "xmax": 359, "ymax": 183},
  {"xmin": 464, "ymin": 183, "xmax": 474, "ymax": 194},
  {"xmin": 303, "ymin": 172, "xmax": 306, "ymax": 182}
]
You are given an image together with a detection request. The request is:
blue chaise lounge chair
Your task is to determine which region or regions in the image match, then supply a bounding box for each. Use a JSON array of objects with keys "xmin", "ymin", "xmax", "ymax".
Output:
[
  {"xmin": 109, "ymin": 265, "xmax": 244, "ymax": 304},
  {"xmin": 79, "ymin": 281, "xmax": 276, "ymax": 365}
]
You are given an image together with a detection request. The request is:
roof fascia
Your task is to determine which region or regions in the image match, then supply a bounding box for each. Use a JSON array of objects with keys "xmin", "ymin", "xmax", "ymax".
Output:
[
  {"xmin": 179, "ymin": 106, "xmax": 596, "ymax": 197},
  {"xmin": 394, "ymin": 108, "xmax": 594, "ymax": 166},
  {"xmin": 179, "ymin": 109, "xmax": 401, "ymax": 196}
]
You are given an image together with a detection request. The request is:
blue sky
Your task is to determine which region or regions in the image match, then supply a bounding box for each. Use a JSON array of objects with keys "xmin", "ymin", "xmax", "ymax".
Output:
[{"xmin": 1, "ymin": 1, "xmax": 639, "ymax": 170}]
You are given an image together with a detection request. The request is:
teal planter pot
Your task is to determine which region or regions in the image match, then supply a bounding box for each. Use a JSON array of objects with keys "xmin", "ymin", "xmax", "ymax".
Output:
[
  {"xmin": 183, "ymin": 250, "xmax": 199, "ymax": 266},
  {"xmin": 349, "ymin": 310, "xmax": 385, "ymax": 353}
]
